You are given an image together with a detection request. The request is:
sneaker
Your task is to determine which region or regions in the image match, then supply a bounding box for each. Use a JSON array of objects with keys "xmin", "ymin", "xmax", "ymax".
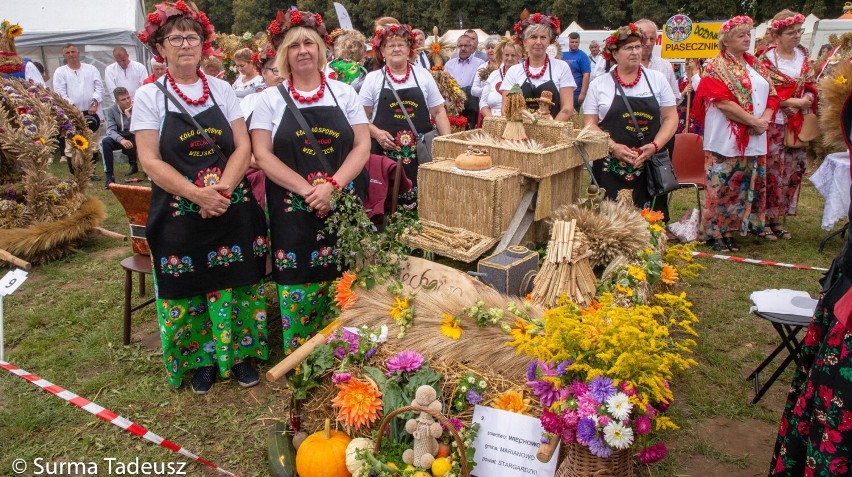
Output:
[
  {"xmin": 127, "ymin": 163, "xmax": 139, "ymax": 175},
  {"xmin": 190, "ymin": 366, "xmax": 217, "ymax": 395},
  {"xmin": 231, "ymin": 361, "xmax": 260, "ymax": 388}
]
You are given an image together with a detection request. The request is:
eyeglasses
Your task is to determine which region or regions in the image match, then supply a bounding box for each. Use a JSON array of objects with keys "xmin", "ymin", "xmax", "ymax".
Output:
[
  {"xmin": 264, "ymin": 67, "xmax": 280, "ymax": 74},
  {"xmin": 164, "ymin": 34, "xmax": 202, "ymax": 47},
  {"xmin": 620, "ymin": 45, "xmax": 643, "ymax": 52}
]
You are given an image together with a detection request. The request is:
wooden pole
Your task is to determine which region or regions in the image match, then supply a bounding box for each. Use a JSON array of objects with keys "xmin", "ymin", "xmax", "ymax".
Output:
[
  {"xmin": 0, "ymin": 249, "xmax": 30, "ymax": 270},
  {"xmin": 94, "ymin": 227, "xmax": 127, "ymax": 241},
  {"xmin": 265, "ymin": 319, "xmax": 342, "ymax": 382}
]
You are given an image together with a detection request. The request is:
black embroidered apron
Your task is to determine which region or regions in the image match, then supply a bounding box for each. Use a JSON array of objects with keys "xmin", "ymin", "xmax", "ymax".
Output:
[
  {"xmin": 369, "ymin": 73, "xmax": 432, "ymax": 209},
  {"xmin": 520, "ymin": 59, "xmax": 562, "ymax": 118},
  {"xmin": 267, "ymin": 87, "xmax": 367, "ymax": 285},
  {"xmin": 591, "ymin": 72, "xmax": 668, "ymax": 218},
  {"xmin": 148, "ymin": 85, "xmax": 268, "ymax": 299}
]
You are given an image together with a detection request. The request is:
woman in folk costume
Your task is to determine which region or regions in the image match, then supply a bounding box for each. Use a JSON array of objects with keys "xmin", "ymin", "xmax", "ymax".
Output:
[
  {"xmin": 582, "ymin": 24, "xmax": 678, "ymax": 216},
  {"xmin": 359, "ymin": 22, "xmax": 451, "ymax": 210},
  {"xmin": 250, "ymin": 10, "xmax": 369, "ymax": 355},
  {"xmin": 691, "ymin": 15, "xmax": 780, "ymax": 253},
  {"xmin": 133, "ymin": 1, "xmax": 269, "ymax": 394},
  {"xmin": 500, "ymin": 12, "xmax": 576, "ymax": 120},
  {"xmin": 759, "ymin": 10, "xmax": 817, "ymax": 241},
  {"xmin": 769, "ymin": 61, "xmax": 852, "ymax": 477}
]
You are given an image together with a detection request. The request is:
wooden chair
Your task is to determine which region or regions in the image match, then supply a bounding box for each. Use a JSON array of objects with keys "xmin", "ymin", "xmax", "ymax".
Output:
[
  {"xmin": 109, "ymin": 184, "xmax": 155, "ymax": 345},
  {"xmin": 671, "ymin": 133, "xmax": 706, "ymax": 224}
]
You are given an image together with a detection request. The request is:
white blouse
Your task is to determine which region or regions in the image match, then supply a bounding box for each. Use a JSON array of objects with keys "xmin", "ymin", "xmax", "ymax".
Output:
[{"xmin": 702, "ymin": 64, "xmax": 770, "ymax": 157}]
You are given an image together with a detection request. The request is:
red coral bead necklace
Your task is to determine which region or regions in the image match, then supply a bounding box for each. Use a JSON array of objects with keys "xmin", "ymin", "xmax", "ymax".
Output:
[
  {"xmin": 523, "ymin": 56, "xmax": 549, "ymax": 80},
  {"xmin": 613, "ymin": 67, "xmax": 642, "ymax": 88},
  {"xmin": 166, "ymin": 69, "xmax": 210, "ymax": 106},
  {"xmin": 288, "ymin": 73, "xmax": 326, "ymax": 104},
  {"xmin": 385, "ymin": 64, "xmax": 411, "ymax": 84}
]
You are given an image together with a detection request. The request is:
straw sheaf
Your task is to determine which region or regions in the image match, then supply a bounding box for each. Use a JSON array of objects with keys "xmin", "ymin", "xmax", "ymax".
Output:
[
  {"xmin": 217, "ymin": 33, "xmax": 268, "ymax": 57},
  {"xmin": 819, "ymin": 60, "xmax": 852, "ymax": 149},
  {"xmin": 339, "ymin": 282, "xmax": 545, "ymax": 382},
  {"xmin": 551, "ymin": 199, "xmax": 650, "ymax": 268},
  {"xmin": 404, "ymin": 220, "xmax": 498, "ymax": 263},
  {"xmin": 418, "ymin": 161, "xmax": 523, "ymax": 238}
]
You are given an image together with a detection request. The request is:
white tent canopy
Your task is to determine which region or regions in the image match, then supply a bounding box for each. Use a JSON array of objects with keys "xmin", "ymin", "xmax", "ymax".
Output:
[
  {"xmin": 439, "ymin": 29, "xmax": 489, "ymax": 46},
  {"xmin": 558, "ymin": 21, "xmax": 584, "ymax": 36},
  {"xmin": 11, "ymin": 0, "xmax": 147, "ymax": 90}
]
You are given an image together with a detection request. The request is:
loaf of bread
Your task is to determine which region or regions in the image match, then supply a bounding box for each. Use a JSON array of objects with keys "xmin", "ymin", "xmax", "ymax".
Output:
[{"xmin": 454, "ymin": 147, "xmax": 492, "ymax": 171}]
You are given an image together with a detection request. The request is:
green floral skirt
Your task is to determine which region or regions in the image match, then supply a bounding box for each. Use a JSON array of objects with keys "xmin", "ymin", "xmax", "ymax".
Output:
[
  {"xmin": 278, "ymin": 281, "xmax": 332, "ymax": 355},
  {"xmin": 156, "ymin": 282, "xmax": 270, "ymax": 388}
]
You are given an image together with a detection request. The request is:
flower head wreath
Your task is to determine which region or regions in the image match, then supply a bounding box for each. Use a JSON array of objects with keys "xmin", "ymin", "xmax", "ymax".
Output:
[
  {"xmin": 770, "ymin": 13, "xmax": 805, "ymax": 31},
  {"xmin": 513, "ymin": 12, "xmax": 561, "ymax": 44},
  {"xmin": 266, "ymin": 9, "xmax": 329, "ymax": 52},
  {"xmin": 138, "ymin": 1, "xmax": 217, "ymax": 63},
  {"xmin": 721, "ymin": 15, "xmax": 754, "ymax": 33},
  {"xmin": 602, "ymin": 23, "xmax": 641, "ymax": 62},
  {"xmin": 370, "ymin": 23, "xmax": 415, "ymax": 61}
]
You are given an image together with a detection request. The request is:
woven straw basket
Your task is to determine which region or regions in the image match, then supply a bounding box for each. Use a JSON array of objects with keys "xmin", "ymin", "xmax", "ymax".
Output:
[
  {"xmin": 418, "ymin": 161, "xmax": 523, "ymax": 238},
  {"xmin": 556, "ymin": 444, "xmax": 634, "ymax": 477}
]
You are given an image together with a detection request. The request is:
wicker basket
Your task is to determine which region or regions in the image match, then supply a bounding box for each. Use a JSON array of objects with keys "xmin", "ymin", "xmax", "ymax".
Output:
[
  {"xmin": 374, "ymin": 404, "xmax": 470, "ymax": 477},
  {"xmin": 404, "ymin": 220, "xmax": 498, "ymax": 262},
  {"xmin": 418, "ymin": 161, "xmax": 523, "ymax": 238},
  {"xmin": 482, "ymin": 116, "xmax": 574, "ymax": 143},
  {"xmin": 556, "ymin": 444, "xmax": 634, "ymax": 477},
  {"xmin": 431, "ymin": 122, "xmax": 608, "ymax": 180}
]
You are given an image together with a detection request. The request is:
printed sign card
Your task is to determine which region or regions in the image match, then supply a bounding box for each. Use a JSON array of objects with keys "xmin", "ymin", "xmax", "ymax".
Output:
[{"xmin": 471, "ymin": 405, "xmax": 559, "ymax": 477}]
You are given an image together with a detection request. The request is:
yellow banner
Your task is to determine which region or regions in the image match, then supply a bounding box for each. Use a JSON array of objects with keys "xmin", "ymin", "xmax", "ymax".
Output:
[{"xmin": 661, "ymin": 15, "xmax": 723, "ymax": 59}]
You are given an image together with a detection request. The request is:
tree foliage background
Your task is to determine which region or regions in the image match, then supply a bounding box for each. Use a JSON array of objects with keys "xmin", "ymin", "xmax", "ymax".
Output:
[{"xmin": 145, "ymin": 0, "xmax": 849, "ymax": 35}]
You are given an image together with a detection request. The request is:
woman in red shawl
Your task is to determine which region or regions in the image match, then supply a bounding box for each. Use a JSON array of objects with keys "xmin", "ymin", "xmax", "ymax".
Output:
[
  {"xmin": 759, "ymin": 10, "xmax": 817, "ymax": 240},
  {"xmin": 692, "ymin": 15, "xmax": 780, "ymax": 252}
]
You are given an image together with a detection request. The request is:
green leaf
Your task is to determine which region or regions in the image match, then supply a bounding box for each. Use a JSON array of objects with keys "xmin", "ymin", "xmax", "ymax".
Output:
[
  {"xmin": 404, "ymin": 368, "xmax": 443, "ymax": 398},
  {"xmin": 362, "ymin": 366, "xmax": 389, "ymax": 389},
  {"xmin": 840, "ymin": 366, "xmax": 852, "ymax": 382}
]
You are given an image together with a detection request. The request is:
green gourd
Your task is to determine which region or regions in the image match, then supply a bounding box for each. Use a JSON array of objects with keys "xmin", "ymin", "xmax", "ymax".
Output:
[{"xmin": 268, "ymin": 421, "xmax": 297, "ymax": 477}]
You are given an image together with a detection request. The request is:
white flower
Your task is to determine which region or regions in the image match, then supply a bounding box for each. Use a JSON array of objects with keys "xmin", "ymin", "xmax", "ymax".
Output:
[
  {"xmin": 468, "ymin": 376, "xmax": 476, "ymax": 384},
  {"xmin": 605, "ymin": 392, "xmax": 633, "ymax": 421},
  {"xmin": 478, "ymin": 380, "xmax": 487, "ymax": 389},
  {"xmin": 603, "ymin": 421, "xmax": 634, "ymax": 450}
]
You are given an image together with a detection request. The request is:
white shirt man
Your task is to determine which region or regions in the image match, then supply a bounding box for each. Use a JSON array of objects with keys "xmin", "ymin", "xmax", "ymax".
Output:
[
  {"xmin": 588, "ymin": 41, "xmax": 606, "ymax": 81},
  {"xmin": 636, "ymin": 19, "xmax": 682, "ymax": 103},
  {"xmin": 104, "ymin": 46, "xmax": 147, "ymax": 98},
  {"xmin": 53, "ymin": 44, "xmax": 105, "ymax": 117}
]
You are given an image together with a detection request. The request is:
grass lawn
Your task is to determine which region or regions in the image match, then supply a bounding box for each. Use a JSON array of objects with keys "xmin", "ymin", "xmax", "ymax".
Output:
[{"xmin": 0, "ymin": 160, "xmax": 842, "ymax": 476}]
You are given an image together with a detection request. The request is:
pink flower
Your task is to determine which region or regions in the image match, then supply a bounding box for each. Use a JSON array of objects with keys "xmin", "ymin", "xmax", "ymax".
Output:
[
  {"xmin": 577, "ymin": 392, "xmax": 599, "ymax": 416},
  {"xmin": 639, "ymin": 443, "xmax": 668, "ymax": 464},
  {"xmin": 634, "ymin": 416, "xmax": 652, "ymax": 435},
  {"xmin": 332, "ymin": 372, "xmax": 351, "ymax": 384},
  {"xmin": 540, "ymin": 409, "xmax": 565, "ymax": 435},
  {"xmin": 386, "ymin": 350, "xmax": 424, "ymax": 375},
  {"xmin": 597, "ymin": 415, "xmax": 611, "ymax": 427}
]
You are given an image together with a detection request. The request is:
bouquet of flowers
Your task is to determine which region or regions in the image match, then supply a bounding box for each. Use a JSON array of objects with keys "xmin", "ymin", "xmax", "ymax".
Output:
[{"xmin": 528, "ymin": 362, "xmax": 671, "ymax": 463}]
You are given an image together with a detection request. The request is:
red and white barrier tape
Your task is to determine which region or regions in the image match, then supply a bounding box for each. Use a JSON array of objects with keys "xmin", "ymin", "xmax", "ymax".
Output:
[
  {"xmin": 690, "ymin": 252, "xmax": 829, "ymax": 272},
  {"xmin": 0, "ymin": 360, "xmax": 239, "ymax": 477}
]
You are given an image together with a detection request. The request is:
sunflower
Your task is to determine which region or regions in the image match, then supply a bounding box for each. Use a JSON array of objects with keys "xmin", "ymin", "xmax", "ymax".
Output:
[
  {"xmin": 7, "ymin": 24, "xmax": 22, "ymax": 38},
  {"xmin": 334, "ymin": 271, "xmax": 358, "ymax": 311},
  {"xmin": 440, "ymin": 312, "xmax": 462, "ymax": 340},
  {"xmin": 331, "ymin": 378, "xmax": 383, "ymax": 429},
  {"xmin": 71, "ymin": 134, "xmax": 89, "ymax": 150},
  {"xmin": 431, "ymin": 42, "xmax": 442, "ymax": 54},
  {"xmin": 661, "ymin": 264, "xmax": 678, "ymax": 284},
  {"xmin": 491, "ymin": 389, "xmax": 531, "ymax": 414}
]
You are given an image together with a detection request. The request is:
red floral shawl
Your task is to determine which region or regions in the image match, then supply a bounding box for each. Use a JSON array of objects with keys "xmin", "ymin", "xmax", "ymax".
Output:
[
  {"xmin": 759, "ymin": 45, "xmax": 818, "ymax": 142},
  {"xmin": 692, "ymin": 51, "xmax": 780, "ymax": 155}
]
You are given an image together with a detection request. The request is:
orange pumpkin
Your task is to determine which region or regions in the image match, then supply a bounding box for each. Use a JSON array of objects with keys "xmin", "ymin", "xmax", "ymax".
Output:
[{"xmin": 295, "ymin": 419, "xmax": 352, "ymax": 477}]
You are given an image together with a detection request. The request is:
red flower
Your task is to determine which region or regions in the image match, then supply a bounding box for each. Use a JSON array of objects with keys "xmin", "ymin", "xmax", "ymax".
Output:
[
  {"xmin": 290, "ymin": 10, "xmax": 303, "ymax": 25},
  {"xmin": 830, "ymin": 457, "xmax": 849, "ymax": 475},
  {"xmin": 797, "ymin": 420, "xmax": 810, "ymax": 435},
  {"xmin": 265, "ymin": 45, "xmax": 276, "ymax": 58},
  {"xmin": 251, "ymin": 52, "xmax": 260, "ymax": 64},
  {"xmin": 147, "ymin": 12, "xmax": 161, "ymax": 24},
  {"xmin": 778, "ymin": 417, "xmax": 788, "ymax": 437},
  {"xmin": 315, "ymin": 13, "xmax": 322, "ymax": 25},
  {"xmin": 174, "ymin": 0, "xmax": 189, "ymax": 13},
  {"xmin": 138, "ymin": 31, "xmax": 150, "ymax": 43},
  {"xmin": 514, "ymin": 23, "xmax": 521, "ymax": 33},
  {"xmin": 268, "ymin": 20, "xmax": 281, "ymax": 35},
  {"xmin": 629, "ymin": 22, "xmax": 637, "ymax": 31},
  {"xmin": 819, "ymin": 384, "xmax": 834, "ymax": 404},
  {"xmin": 820, "ymin": 429, "xmax": 842, "ymax": 454},
  {"xmin": 840, "ymin": 411, "xmax": 852, "ymax": 431},
  {"xmin": 390, "ymin": 24, "xmax": 399, "ymax": 33},
  {"xmin": 552, "ymin": 18, "xmax": 560, "ymax": 31},
  {"xmin": 328, "ymin": 71, "xmax": 336, "ymax": 80},
  {"xmin": 531, "ymin": 13, "xmax": 542, "ymax": 22}
]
